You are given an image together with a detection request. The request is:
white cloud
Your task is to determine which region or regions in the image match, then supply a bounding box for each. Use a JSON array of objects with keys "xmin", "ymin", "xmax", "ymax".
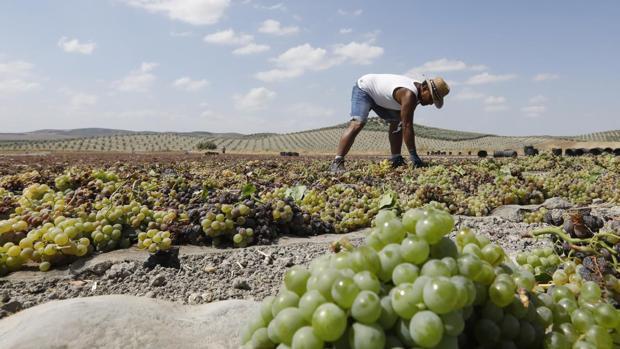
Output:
[
  {"xmin": 287, "ymin": 103, "xmax": 334, "ymax": 117},
  {"xmin": 114, "ymin": 62, "xmax": 158, "ymax": 92},
  {"xmin": 465, "ymin": 72, "xmax": 517, "ymax": 85},
  {"xmin": 233, "ymin": 43, "xmax": 270, "ymax": 55},
  {"xmin": 204, "ymin": 29, "xmax": 253, "ymax": 45},
  {"xmin": 0, "ymin": 60, "xmax": 40, "ymax": 93},
  {"xmin": 234, "ymin": 44, "xmax": 270, "ymax": 55},
  {"xmin": 362, "ymin": 30, "xmax": 380, "ymax": 44},
  {"xmin": 484, "ymin": 104, "xmax": 509, "ymax": 112},
  {"xmin": 533, "ymin": 73, "xmax": 559, "ymax": 81},
  {"xmin": 58, "ymin": 37, "xmax": 96, "ymax": 55},
  {"xmin": 69, "ymin": 93, "xmax": 98, "ymax": 109},
  {"xmin": 521, "ymin": 105, "xmax": 546, "ymax": 118},
  {"xmin": 258, "ymin": 19, "xmax": 299, "ymax": 36},
  {"xmin": 338, "ymin": 9, "xmax": 363, "ymax": 16},
  {"xmin": 454, "ymin": 88, "xmax": 485, "ymax": 101},
  {"xmin": 406, "ymin": 58, "xmax": 487, "ymax": 78},
  {"xmin": 484, "ymin": 96, "xmax": 506, "ymax": 105},
  {"xmin": 254, "ymin": 2, "xmax": 286, "ymax": 11},
  {"xmin": 172, "ymin": 77, "xmax": 208, "ymax": 91},
  {"xmin": 255, "ymin": 41, "xmax": 383, "ymax": 82},
  {"xmin": 122, "ymin": 0, "xmax": 230, "ymax": 25},
  {"xmin": 234, "ymin": 87, "xmax": 276, "ymax": 111},
  {"xmin": 333, "ymin": 41, "xmax": 384, "ymax": 65},
  {"xmin": 529, "ymin": 95, "xmax": 547, "ymax": 104},
  {"xmin": 339, "ymin": 28, "xmax": 353, "ymax": 34}
]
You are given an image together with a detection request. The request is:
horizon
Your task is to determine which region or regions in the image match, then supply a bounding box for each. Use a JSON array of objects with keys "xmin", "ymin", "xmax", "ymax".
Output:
[{"xmin": 1, "ymin": 1, "xmax": 619, "ymax": 136}]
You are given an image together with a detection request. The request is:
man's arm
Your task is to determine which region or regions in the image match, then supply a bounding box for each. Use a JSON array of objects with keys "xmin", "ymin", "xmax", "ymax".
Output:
[{"xmin": 394, "ymin": 88, "xmax": 425, "ymax": 167}]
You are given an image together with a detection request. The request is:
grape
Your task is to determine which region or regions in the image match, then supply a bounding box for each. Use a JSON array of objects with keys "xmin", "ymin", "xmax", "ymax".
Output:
[
  {"xmin": 584, "ymin": 325, "xmax": 613, "ymax": 349},
  {"xmin": 489, "ymin": 281, "xmax": 515, "ymax": 307},
  {"xmin": 311, "ymin": 303, "xmax": 347, "ymax": 342},
  {"xmin": 391, "ymin": 283, "xmax": 421, "ymax": 319},
  {"xmin": 348, "ymin": 322, "xmax": 385, "ymax": 349},
  {"xmin": 331, "ymin": 276, "xmax": 360, "ymax": 309},
  {"xmin": 421, "ymin": 259, "xmax": 451, "ymax": 277},
  {"xmin": 400, "ymin": 236, "xmax": 430, "ymax": 265},
  {"xmin": 351, "ymin": 291, "xmax": 381, "ymax": 324},
  {"xmin": 272, "ymin": 291, "xmax": 300, "ymax": 317},
  {"xmin": 273, "ymin": 308, "xmax": 306, "ymax": 345},
  {"xmin": 298, "ymin": 291, "xmax": 326, "ymax": 322},
  {"xmin": 284, "ymin": 266, "xmax": 310, "ymax": 296},
  {"xmin": 378, "ymin": 244, "xmax": 402, "ymax": 281},
  {"xmin": 409, "ymin": 310, "xmax": 444, "ymax": 348},
  {"xmin": 392, "ymin": 263, "xmax": 419, "ymax": 285},
  {"xmin": 252, "ymin": 327, "xmax": 275, "ymax": 349},
  {"xmin": 291, "ymin": 327, "xmax": 322, "ymax": 349},
  {"xmin": 353, "ymin": 271, "xmax": 381, "ymax": 294},
  {"xmin": 423, "ymin": 277, "xmax": 457, "ymax": 314},
  {"xmin": 441, "ymin": 310, "xmax": 464, "ymax": 336}
]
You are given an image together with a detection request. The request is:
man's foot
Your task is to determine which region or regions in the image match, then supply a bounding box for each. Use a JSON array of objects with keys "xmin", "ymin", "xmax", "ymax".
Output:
[
  {"xmin": 389, "ymin": 155, "xmax": 406, "ymax": 168},
  {"xmin": 329, "ymin": 158, "xmax": 346, "ymax": 174}
]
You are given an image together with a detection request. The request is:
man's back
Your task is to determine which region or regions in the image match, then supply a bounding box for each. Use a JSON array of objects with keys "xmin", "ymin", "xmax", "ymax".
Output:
[{"xmin": 357, "ymin": 74, "xmax": 419, "ymax": 110}]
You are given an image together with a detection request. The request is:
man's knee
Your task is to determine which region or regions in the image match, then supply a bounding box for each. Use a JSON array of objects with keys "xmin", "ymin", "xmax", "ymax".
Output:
[{"xmin": 349, "ymin": 120, "xmax": 365, "ymax": 133}]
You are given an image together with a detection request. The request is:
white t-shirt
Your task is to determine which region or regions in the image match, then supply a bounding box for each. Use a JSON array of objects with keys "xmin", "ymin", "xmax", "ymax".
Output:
[{"xmin": 357, "ymin": 74, "xmax": 419, "ymax": 110}]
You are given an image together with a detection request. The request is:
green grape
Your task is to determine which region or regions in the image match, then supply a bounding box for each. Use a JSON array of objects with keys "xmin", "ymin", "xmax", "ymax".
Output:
[
  {"xmin": 298, "ymin": 291, "xmax": 326, "ymax": 322},
  {"xmin": 429, "ymin": 237, "xmax": 458, "ymax": 259},
  {"xmin": 261, "ymin": 296, "xmax": 276, "ymax": 323},
  {"xmin": 441, "ymin": 310, "xmax": 465, "ymax": 336},
  {"xmin": 331, "ymin": 276, "xmax": 360, "ymax": 309},
  {"xmin": 378, "ymin": 296, "xmax": 398, "ymax": 330},
  {"xmin": 390, "ymin": 283, "xmax": 420, "ymax": 319},
  {"xmin": 416, "ymin": 215, "xmax": 449, "ymax": 244},
  {"xmin": 475, "ymin": 318, "xmax": 500, "ymax": 345},
  {"xmin": 291, "ymin": 327, "xmax": 322, "ymax": 349},
  {"xmin": 348, "ymin": 322, "xmax": 385, "ymax": 349},
  {"xmin": 489, "ymin": 281, "xmax": 515, "ymax": 307},
  {"xmin": 272, "ymin": 291, "xmax": 300, "ymax": 317},
  {"xmin": 584, "ymin": 325, "xmax": 613, "ymax": 349},
  {"xmin": 273, "ymin": 308, "xmax": 306, "ymax": 345},
  {"xmin": 500, "ymin": 314, "xmax": 520, "ymax": 340},
  {"xmin": 400, "ymin": 236, "xmax": 430, "ymax": 265},
  {"xmin": 402, "ymin": 208, "xmax": 425, "ymax": 233},
  {"xmin": 421, "ymin": 259, "xmax": 451, "ymax": 277},
  {"xmin": 284, "ymin": 266, "xmax": 310, "ymax": 296},
  {"xmin": 311, "ymin": 303, "xmax": 347, "ymax": 342},
  {"xmin": 353, "ymin": 271, "xmax": 381, "ymax": 294},
  {"xmin": 378, "ymin": 219, "xmax": 406, "ymax": 245},
  {"xmin": 543, "ymin": 331, "xmax": 570, "ymax": 349},
  {"xmin": 392, "ymin": 263, "xmax": 419, "ymax": 285},
  {"xmin": 423, "ymin": 277, "xmax": 457, "ymax": 314},
  {"xmin": 252, "ymin": 327, "xmax": 275, "ymax": 349},
  {"xmin": 593, "ymin": 303, "xmax": 619, "ymax": 329},
  {"xmin": 409, "ymin": 310, "xmax": 444, "ymax": 348},
  {"xmin": 351, "ymin": 291, "xmax": 381, "ymax": 324}
]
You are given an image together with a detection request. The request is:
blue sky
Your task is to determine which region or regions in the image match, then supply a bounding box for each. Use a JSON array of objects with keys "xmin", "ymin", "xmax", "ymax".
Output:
[{"xmin": 0, "ymin": 0, "xmax": 618, "ymax": 135}]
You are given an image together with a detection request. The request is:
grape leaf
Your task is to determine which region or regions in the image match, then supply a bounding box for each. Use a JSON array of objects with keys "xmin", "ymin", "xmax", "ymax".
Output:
[
  {"xmin": 241, "ymin": 183, "xmax": 257, "ymax": 198},
  {"xmin": 285, "ymin": 185, "xmax": 307, "ymax": 201},
  {"xmin": 379, "ymin": 192, "xmax": 396, "ymax": 209},
  {"xmin": 534, "ymin": 273, "xmax": 552, "ymax": 283}
]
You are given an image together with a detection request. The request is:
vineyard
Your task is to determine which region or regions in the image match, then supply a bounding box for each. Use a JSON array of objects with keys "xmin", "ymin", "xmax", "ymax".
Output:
[
  {"xmin": 1, "ymin": 119, "xmax": 618, "ymax": 154},
  {"xmin": 0, "ymin": 152, "xmax": 619, "ymax": 348}
]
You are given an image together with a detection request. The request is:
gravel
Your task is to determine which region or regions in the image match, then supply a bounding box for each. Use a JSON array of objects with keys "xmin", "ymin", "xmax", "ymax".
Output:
[{"xmin": 0, "ymin": 210, "xmax": 605, "ymax": 319}]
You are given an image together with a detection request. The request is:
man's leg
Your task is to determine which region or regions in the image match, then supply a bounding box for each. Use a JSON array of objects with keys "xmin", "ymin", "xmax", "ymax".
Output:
[
  {"xmin": 336, "ymin": 120, "xmax": 365, "ymax": 157},
  {"xmin": 388, "ymin": 121, "xmax": 403, "ymax": 156}
]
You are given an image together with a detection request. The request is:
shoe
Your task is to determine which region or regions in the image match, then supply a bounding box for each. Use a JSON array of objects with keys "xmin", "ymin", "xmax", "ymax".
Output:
[
  {"xmin": 389, "ymin": 155, "xmax": 406, "ymax": 168},
  {"xmin": 329, "ymin": 158, "xmax": 346, "ymax": 174}
]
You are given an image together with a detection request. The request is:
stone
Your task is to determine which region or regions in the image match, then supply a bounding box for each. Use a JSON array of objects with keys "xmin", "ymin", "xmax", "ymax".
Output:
[
  {"xmin": 188, "ymin": 293, "xmax": 200, "ymax": 305},
  {"xmin": 149, "ymin": 274, "xmax": 166, "ymax": 287},
  {"xmin": 542, "ymin": 197, "xmax": 574, "ymax": 210},
  {"xmin": 0, "ymin": 295, "xmax": 259, "ymax": 349},
  {"xmin": 232, "ymin": 278, "xmax": 251, "ymax": 290},
  {"xmin": 90, "ymin": 261, "xmax": 113, "ymax": 276},
  {"xmin": 1, "ymin": 300, "xmax": 22, "ymax": 313}
]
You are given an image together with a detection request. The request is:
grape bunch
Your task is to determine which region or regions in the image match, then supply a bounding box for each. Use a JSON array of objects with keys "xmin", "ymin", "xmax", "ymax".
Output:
[
  {"xmin": 137, "ymin": 229, "xmax": 172, "ymax": 253},
  {"xmin": 241, "ymin": 208, "xmax": 620, "ymax": 349},
  {"xmin": 515, "ymin": 247, "xmax": 562, "ymax": 276},
  {"xmin": 523, "ymin": 208, "xmax": 549, "ymax": 224}
]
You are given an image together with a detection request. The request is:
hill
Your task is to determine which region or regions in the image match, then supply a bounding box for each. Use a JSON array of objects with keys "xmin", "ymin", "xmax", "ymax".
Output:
[{"xmin": 0, "ymin": 118, "xmax": 618, "ymax": 154}]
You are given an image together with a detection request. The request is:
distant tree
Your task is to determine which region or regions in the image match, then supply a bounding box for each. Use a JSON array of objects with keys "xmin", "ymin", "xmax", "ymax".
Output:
[{"xmin": 196, "ymin": 140, "xmax": 217, "ymax": 150}]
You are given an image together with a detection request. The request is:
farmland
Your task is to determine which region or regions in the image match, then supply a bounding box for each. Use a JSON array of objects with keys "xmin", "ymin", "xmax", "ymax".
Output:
[{"xmin": 1, "ymin": 118, "xmax": 618, "ymax": 154}]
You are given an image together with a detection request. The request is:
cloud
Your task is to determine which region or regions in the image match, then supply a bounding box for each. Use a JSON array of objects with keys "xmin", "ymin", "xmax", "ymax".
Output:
[
  {"xmin": 484, "ymin": 96, "xmax": 506, "ymax": 105},
  {"xmin": 339, "ymin": 28, "xmax": 353, "ymax": 34},
  {"xmin": 406, "ymin": 58, "xmax": 487, "ymax": 77},
  {"xmin": 454, "ymin": 88, "xmax": 485, "ymax": 101},
  {"xmin": 114, "ymin": 62, "xmax": 158, "ymax": 92},
  {"xmin": 233, "ymin": 43, "xmax": 270, "ymax": 55},
  {"xmin": 254, "ymin": 2, "xmax": 286, "ymax": 11},
  {"xmin": 258, "ymin": 19, "xmax": 299, "ymax": 36},
  {"xmin": 69, "ymin": 93, "xmax": 98, "ymax": 109},
  {"xmin": 58, "ymin": 37, "xmax": 96, "ymax": 55},
  {"xmin": 255, "ymin": 41, "xmax": 383, "ymax": 82},
  {"xmin": 521, "ymin": 105, "xmax": 546, "ymax": 117},
  {"xmin": 465, "ymin": 72, "xmax": 517, "ymax": 85},
  {"xmin": 0, "ymin": 59, "xmax": 40, "ymax": 93},
  {"xmin": 204, "ymin": 29, "xmax": 253, "ymax": 45},
  {"xmin": 234, "ymin": 87, "xmax": 276, "ymax": 111},
  {"xmin": 533, "ymin": 73, "xmax": 560, "ymax": 81},
  {"xmin": 529, "ymin": 95, "xmax": 547, "ymax": 104},
  {"xmin": 333, "ymin": 41, "xmax": 384, "ymax": 65},
  {"xmin": 122, "ymin": 0, "xmax": 230, "ymax": 25},
  {"xmin": 483, "ymin": 96, "xmax": 508, "ymax": 112},
  {"xmin": 172, "ymin": 77, "xmax": 208, "ymax": 91},
  {"xmin": 338, "ymin": 9, "xmax": 363, "ymax": 16},
  {"xmin": 287, "ymin": 102, "xmax": 335, "ymax": 118}
]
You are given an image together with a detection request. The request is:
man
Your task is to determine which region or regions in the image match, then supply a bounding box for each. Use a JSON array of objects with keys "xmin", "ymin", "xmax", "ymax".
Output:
[{"xmin": 329, "ymin": 74, "xmax": 450, "ymax": 173}]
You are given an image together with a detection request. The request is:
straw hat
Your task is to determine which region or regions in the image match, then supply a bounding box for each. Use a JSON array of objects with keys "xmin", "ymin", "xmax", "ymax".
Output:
[{"xmin": 425, "ymin": 77, "xmax": 450, "ymax": 109}]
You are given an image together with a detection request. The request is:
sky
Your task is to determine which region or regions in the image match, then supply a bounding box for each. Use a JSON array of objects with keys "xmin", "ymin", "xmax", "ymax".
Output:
[{"xmin": 0, "ymin": 0, "xmax": 619, "ymax": 136}]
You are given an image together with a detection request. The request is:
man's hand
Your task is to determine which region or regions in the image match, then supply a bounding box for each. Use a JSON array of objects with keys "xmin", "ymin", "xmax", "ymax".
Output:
[{"xmin": 410, "ymin": 152, "xmax": 426, "ymax": 168}]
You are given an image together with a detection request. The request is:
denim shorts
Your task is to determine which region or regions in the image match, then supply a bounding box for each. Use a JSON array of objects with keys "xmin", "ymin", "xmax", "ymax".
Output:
[{"xmin": 350, "ymin": 85, "xmax": 400, "ymax": 123}]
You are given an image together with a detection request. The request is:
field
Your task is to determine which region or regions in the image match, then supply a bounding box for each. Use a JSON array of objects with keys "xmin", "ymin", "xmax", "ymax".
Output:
[
  {"xmin": 1, "ymin": 152, "xmax": 620, "ymax": 348},
  {"xmin": 1, "ymin": 118, "xmax": 619, "ymax": 154}
]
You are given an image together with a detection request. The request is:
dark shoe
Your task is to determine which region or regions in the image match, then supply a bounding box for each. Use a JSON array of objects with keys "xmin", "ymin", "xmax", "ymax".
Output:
[
  {"xmin": 389, "ymin": 155, "xmax": 406, "ymax": 168},
  {"xmin": 410, "ymin": 153, "xmax": 426, "ymax": 168},
  {"xmin": 329, "ymin": 158, "xmax": 346, "ymax": 174}
]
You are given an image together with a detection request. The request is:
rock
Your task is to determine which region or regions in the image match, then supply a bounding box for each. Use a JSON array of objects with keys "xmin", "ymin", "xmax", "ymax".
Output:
[
  {"xmin": 188, "ymin": 293, "xmax": 200, "ymax": 305},
  {"xmin": 145, "ymin": 291, "xmax": 156, "ymax": 298},
  {"xmin": 542, "ymin": 197, "xmax": 574, "ymax": 210},
  {"xmin": 105, "ymin": 262, "xmax": 136, "ymax": 279},
  {"xmin": 1, "ymin": 300, "xmax": 22, "ymax": 313},
  {"xmin": 149, "ymin": 274, "xmax": 166, "ymax": 287},
  {"xmin": 89, "ymin": 261, "xmax": 113, "ymax": 276},
  {"xmin": 0, "ymin": 292, "xmax": 9, "ymax": 303},
  {"xmin": 203, "ymin": 265, "xmax": 216, "ymax": 273},
  {"xmin": 144, "ymin": 247, "xmax": 180, "ymax": 269},
  {"xmin": 232, "ymin": 278, "xmax": 251, "ymax": 290},
  {"xmin": 592, "ymin": 198, "xmax": 604, "ymax": 205},
  {"xmin": 490, "ymin": 205, "xmax": 532, "ymax": 222},
  {"xmin": 0, "ymin": 295, "xmax": 259, "ymax": 349}
]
